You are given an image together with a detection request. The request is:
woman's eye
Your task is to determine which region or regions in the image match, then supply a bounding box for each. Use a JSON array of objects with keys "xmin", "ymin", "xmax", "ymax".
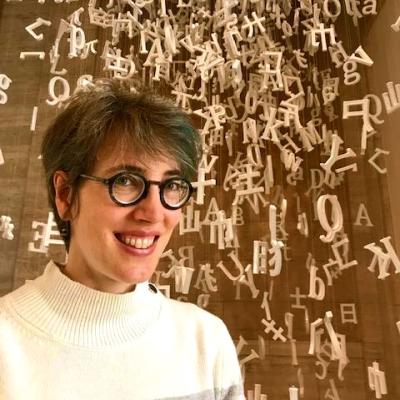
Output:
[
  {"xmin": 115, "ymin": 174, "xmax": 141, "ymax": 187},
  {"xmin": 115, "ymin": 176, "xmax": 131, "ymax": 185},
  {"xmin": 166, "ymin": 182, "xmax": 179, "ymax": 190},
  {"xmin": 165, "ymin": 180, "xmax": 185, "ymax": 191}
]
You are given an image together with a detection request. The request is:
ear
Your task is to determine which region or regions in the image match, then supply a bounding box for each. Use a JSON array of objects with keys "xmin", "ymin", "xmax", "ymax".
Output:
[{"xmin": 53, "ymin": 171, "xmax": 73, "ymax": 220}]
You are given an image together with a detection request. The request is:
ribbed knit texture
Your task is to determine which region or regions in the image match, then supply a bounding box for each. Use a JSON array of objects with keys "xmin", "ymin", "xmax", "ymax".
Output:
[
  {"xmin": 7, "ymin": 262, "xmax": 161, "ymax": 348},
  {"xmin": 0, "ymin": 261, "xmax": 245, "ymax": 400}
]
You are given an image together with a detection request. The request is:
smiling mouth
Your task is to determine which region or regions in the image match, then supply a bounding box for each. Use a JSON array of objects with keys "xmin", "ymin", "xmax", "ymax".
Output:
[{"xmin": 115, "ymin": 234, "xmax": 159, "ymax": 249}]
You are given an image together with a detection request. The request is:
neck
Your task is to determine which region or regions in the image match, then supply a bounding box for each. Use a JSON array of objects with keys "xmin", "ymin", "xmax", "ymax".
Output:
[
  {"xmin": 63, "ymin": 247, "xmax": 137, "ymax": 294},
  {"xmin": 61, "ymin": 261, "xmax": 137, "ymax": 294}
]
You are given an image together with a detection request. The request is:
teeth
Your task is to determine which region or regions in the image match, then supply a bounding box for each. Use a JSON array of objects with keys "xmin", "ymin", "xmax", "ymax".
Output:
[{"xmin": 120, "ymin": 235, "xmax": 155, "ymax": 249}]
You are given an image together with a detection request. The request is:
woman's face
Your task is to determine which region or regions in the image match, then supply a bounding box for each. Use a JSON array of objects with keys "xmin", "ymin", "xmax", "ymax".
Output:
[{"xmin": 57, "ymin": 141, "xmax": 183, "ymax": 294}]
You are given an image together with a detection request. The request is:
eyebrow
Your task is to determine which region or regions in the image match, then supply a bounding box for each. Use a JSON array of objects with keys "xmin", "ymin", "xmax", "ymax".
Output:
[{"xmin": 103, "ymin": 164, "xmax": 182, "ymax": 177}]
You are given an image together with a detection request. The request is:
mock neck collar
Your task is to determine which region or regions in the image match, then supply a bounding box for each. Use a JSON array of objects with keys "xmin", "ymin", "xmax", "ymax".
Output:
[{"xmin": 6, "ymin": 261, "xmax": 162, "ymax": 348}]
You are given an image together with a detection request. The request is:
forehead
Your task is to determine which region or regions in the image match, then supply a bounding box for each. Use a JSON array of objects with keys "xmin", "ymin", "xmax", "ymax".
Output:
[{"xmin": 92, "ymin": 139, "xmax": 180, "ymax": 175}]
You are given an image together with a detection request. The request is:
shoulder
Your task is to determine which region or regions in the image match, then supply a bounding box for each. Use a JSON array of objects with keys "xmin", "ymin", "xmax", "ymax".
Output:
[
  {"xmin": 162, "ymin": 294, "xmax": 224, "ymax": 327},
  {"xmin": 0, "ymin": 281, "xmax": 30, "ymax": 328},
  {"xmin": 0, "ymin": 276, "xmax": 44, "ymax": 334},
  {"xmin": 0, "ymin": 283, "xmax": 25, "ymax": 313},
  {"xmin": 0, "ymin": 277, "xmax": 36, "ymax": 308},
  {"xmin": 0, "ymin": 287, "xmax": 30, "ymax": 345},
  {"xmin": 158, "ymin": 293, "xmax": 231, "ymax": 343},
  {"xmin": 157, "ymin": 295, "xmax": 245, "ymax": 398}
]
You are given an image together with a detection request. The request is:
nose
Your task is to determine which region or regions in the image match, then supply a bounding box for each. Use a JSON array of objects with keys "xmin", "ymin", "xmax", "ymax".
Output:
[{"xmin": 131, "ymin": 184, "xmax": 165, "ymax": 223}]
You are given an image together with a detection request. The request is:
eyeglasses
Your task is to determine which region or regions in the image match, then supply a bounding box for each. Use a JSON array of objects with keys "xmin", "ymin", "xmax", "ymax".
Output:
[{"xmin": 80, "ymin": 171, "xmax": 195, "ymax": 210}]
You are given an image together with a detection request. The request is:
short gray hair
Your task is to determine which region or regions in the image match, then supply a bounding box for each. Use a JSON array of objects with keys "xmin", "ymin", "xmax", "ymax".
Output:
[{"xmin": 41, "ymin": 78, "xmax": 201, "ymax": 250}]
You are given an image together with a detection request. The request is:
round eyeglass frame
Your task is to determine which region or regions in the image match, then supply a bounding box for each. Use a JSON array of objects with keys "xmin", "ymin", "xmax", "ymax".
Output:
[{"xmin": 79, "ymin": 171, "xmax": 195, "ymax": 210}]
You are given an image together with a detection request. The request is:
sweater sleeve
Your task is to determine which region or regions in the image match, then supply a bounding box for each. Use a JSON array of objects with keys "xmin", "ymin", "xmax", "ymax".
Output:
[{"xmin": 215, "ymin": 320, "xmax": 246, "ymax": 400}]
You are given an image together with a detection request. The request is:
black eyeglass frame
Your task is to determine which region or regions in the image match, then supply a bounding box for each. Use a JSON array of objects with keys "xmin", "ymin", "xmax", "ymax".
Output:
[{"xmin": 80, "ymin": 171, "xmax": 195, "ymax": 210}]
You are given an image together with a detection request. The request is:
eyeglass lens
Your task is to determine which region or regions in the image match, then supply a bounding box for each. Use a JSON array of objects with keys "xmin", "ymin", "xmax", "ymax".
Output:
[{"xmin": 112, "ymin": 173, "xmax": 190, "ymax": 207}]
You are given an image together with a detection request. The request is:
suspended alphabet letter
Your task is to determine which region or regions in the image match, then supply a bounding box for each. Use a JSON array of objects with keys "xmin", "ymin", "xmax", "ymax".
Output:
[
  {"xmin": 46, "ymin": 76, "xmax": 70, "ymax": 106},
  {"xmin": 308, "ymin": 265, "xmax": 326, "ymax": 300},
  {"xmin": 317, "ymin": 194, "xmax": 343, "ymax": 243},
  {"xmin": 354, "ymin": 203, "xmax": 373, "ymax": 226}
]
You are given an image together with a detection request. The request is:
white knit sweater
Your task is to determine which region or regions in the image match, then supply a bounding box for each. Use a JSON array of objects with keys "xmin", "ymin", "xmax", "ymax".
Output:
[{"xmin": 0, "ymin": 261, "xmax": 245, "ymax": 400}]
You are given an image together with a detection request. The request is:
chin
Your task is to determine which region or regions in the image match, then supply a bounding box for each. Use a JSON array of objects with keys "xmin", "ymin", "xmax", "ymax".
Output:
[{"xmin": 122, "ymin": 265, "xmax": 155, "ymax": 283}]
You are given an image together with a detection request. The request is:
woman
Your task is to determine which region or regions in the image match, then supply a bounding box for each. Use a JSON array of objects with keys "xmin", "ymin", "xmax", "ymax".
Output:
[{"xmin": 0, "ymin": 79, "xmax": 245, "ymax": 399}]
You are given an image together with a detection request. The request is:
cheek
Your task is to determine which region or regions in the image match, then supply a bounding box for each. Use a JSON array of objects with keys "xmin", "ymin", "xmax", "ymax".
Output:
[
  {"xmin": 72, "ymin": 197, "xmax": 114, "ymax": 236},
  {"xmin": 166, "ymin": 210, "xmax": 182, "ymax": 230}
]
